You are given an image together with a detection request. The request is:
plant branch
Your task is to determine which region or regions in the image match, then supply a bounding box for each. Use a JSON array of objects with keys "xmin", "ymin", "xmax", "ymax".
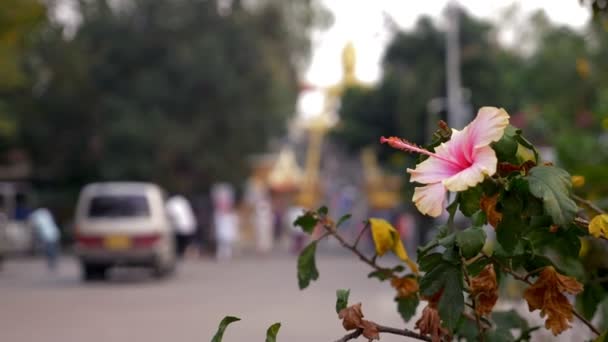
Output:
[
  {"xmin": 353, "ymin": 222, "xmax": 370, "ymax": 249},
  {"xmin": 482, "ymin": 253, "xmax": 601, "ymax": 336},
  {"xmin": 461, "ymin": 257, "xmax": 486, "ymax": 342},
  {"xmin": 333, "ymin": 324, "xmax": 433, "ymax": 342},
  {"xmin": 574, "ymin": 216, "xmax": 608, "ymax": 241},
  {"xmin": 322, "ymin": 223, "xmax": 395, "ymax": 277},
  {"xmin": 573, "ymin": 194, "xmax": 606, "ymax": 215}
]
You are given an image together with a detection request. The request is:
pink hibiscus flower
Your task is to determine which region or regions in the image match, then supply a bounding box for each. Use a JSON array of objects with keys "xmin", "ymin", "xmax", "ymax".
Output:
[{"xmin": 381, "ymin": 107, "xmax": 510, "ymax": 217}]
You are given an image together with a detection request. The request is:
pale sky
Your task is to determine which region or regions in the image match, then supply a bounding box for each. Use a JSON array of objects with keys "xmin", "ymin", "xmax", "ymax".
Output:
[{"xmin": 306, "ymin": 0, "xmax": 591, "ymax": 87}]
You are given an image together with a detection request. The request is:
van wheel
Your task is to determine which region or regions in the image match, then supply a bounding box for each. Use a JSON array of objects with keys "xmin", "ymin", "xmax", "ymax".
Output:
[
  {"xmin": 152, "ymin": 259, "xmax": 174, "ymax": 279},
  {"xmin": 82, "ymin": 263, "xmax": 108, "ymax": 281}
]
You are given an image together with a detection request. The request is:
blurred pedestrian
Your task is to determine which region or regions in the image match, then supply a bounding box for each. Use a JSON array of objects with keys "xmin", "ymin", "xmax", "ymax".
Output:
[
  {"xmin": 244, "ymin": 178, "xmax": 273, "ymax": 254},
  {"xmin": 29, "ymin": 208, "xmax": 60, "ymax": 271},
  {"xmin": 212, "ymin": 184, "xmax": 239, "ymax": 261},
  {"xmin": 166, "ymin": 195, "xmax": 197, "ymax": 258},
  {"xmin": 285, "ymin": 205, "xmax": 307, "ymax": 254}
]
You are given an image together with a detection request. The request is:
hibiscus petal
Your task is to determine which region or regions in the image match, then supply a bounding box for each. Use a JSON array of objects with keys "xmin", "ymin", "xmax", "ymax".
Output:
[
  {"xmin": 408, "ymin": 155, "xmax": 462, "ymax": 184},
  {"xmin": 443, "ymin": 146, "xmax": 497, "ymax": 192},
  {"xmin": 434, "ymin": 128, "xmax": 474, "ymax": 166},
  {"xmin": 412, "ymin": 182, "xmax": 447, "ymax": 217},
  {"xmin": 466, "ymin": 107, "xmax": 510, "ymax": 148}
]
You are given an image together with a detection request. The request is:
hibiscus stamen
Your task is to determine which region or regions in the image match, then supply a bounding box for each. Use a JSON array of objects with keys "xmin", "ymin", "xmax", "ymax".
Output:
[{"xmin": 380, "ymin": 136, "xmax": 462, "ymax": 168}]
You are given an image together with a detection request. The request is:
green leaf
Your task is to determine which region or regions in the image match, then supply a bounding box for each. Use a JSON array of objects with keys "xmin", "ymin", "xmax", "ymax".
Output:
[
  {"xmin": 265, "ymin": 322, "xmax": 281, "ymax": 342},
  {"xmin": 297, "ymin": 241, "xmax": 319, "ymax": 289},
  {"xmin": 368, "ymin": 265, "xmax": 405, "ymax": 281},
  {"xmin": 594, "ymin": 331, "xmax": 608, "ymax": 342},
  {"xmin": 527, "ymin": 166, "xmax": 578, "ymax": 226},
  {"xmin": 517, "ymin": 326, "xmax": 541, "ymax": 342},
  {"xmin": 459, "ymin": 186, "xmax": 483, "ymax": 217},
  {"xmin": 437, "ymin": 267, "xmax": 464, "ymax": 331},
  {"xmin": 599, "ymin": 296, "xmax": 608, "ymax": 331},
  {"xmin": 293, "ymin": 212, "xmax": 318, "ymax": 234},
  {"xmin": 317, "ymin": 206, "xmax": 328, "ymax": 216},
  {"xmin": 335, "ymin": 289, "xmax": 350, "ymax": 313},
  {"xmin": 396, "ymin": 296, "xmax": 419, "ymax": 322},
  {"xmin": 455, "ymin": 315, "xmax": 477, "ymax": 341},
  {"xmin": 447, "ymin": 196, "xmax": 459, "ymax": 226},
  {"xmin": 368, "ymin": 269, "xmax": 392, "ymax": 281},
  {"xmin": 484, "ymin": 329, "xmax": 514, "ymax": 342},
  {"xmin": 456, "ymin": 227, "xmax": 486, "ymax": 259},
  {"xmin": 471, "ymin": 210, "xmax": 487, "ymax": 228},
  {"xmin": 418, "ymin": 253, "xmax": 443, "ymax": 273},
  {"xmin": 420, "ymin": 262, "xmax": 451, "ymax": 296},
  {"xmin": 492, "ymin": 310, "xmax": 529, "ymax": 331},
  {"xmin": 442, "ymin": 245, "xmax": 461, "ymax": 264},
  {"xmin": 496, "ymin": 209, "xmax": 526, "ymax": 253},
  {"xmin": 211, "ymin": 316, "xmax": 241, "ymax": 342},
  {"xmin": 466, "ymin": 257, "xmax": 491, "ymax": 276},
  {"xmin": 491, "ymin": 124, "xmax": 520, "ymax": 164},
  {"xmin": 577, "ymin": 283, "xmax": 605, "ymax": 320},
  {"xmin": 336, "ymin": 214, "xmax": 352, "ymax": 228},
  {"xmin": 438, "ymin": 232, "xmax": 457, "ymax": 247}
]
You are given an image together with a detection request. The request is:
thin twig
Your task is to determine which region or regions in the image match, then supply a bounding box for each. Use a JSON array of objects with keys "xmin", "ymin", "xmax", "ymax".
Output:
[
  {"xmin": 574, "ymin": 216, "xmax": 608, "ymax": 241},
  {"xmin": 353, "ymin": 223, "xmax": 370, "ymax": 249},
  {"xmin": 482, "ymin": 253, "xmax": 601, "ymax": 336},
  {"xmin": 523, "ymin": 267, "xmax": 545, "ymax": 282},
  {"xmin": 464, "ymin": 303, "xmax": 493, "ymax": 329},
  {"xmin": 322, "ymin": 223, "xmax": 395, "ymax": 277},
  {"xmin": 334, "ymin": 329, "xmax": 362, "ymax": 342},
  {"xmin": 571, "ymin": 310, "xmax": 601, "ymax": 336},
  {"xmin": 333, "ymin": 324, "xmax": 433, "ymax": 342},
  {"xmin": 573, "ymin": 194, "xmax": 606, "ymax": 215}
]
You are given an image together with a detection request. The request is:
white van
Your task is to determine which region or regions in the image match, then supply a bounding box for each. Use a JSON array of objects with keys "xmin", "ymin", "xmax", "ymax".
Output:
[{"xmin": 74, "ymin": 182, "xmax": 175, "ymax": 281}]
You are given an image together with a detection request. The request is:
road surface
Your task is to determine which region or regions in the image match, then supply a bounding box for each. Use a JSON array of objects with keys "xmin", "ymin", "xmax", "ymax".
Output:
[
  {"xmin": 0, "ymin": 253, "xmax": 415, "ymax": 342},
  {"xmin": 0, "ymin": 253, "xmax": 593, "ymax": 341}
]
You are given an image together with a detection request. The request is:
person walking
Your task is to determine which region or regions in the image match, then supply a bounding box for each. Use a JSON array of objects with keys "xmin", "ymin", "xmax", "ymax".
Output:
[
  {"xmin": 29, "ymin": 208, "xmax": 60, "ymax": 271},
  {"xmin": 166, "ymin": 195, "xmax": 197, "ymax": 258}
]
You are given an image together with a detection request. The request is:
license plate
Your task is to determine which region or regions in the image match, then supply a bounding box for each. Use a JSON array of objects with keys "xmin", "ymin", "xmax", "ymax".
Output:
[{"xmin": 104, "ymin": 235, "xmax": 131, "ymax": 250}]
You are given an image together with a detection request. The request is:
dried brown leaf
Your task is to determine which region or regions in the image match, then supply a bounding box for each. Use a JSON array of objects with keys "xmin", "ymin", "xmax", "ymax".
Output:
[
  {"xmin": 523, "ymin": 266, "xmax": 583, "ymax": 335},
  {"xmin": 391, "ymin": 276, "xmax": 419, "ymax": 298},
  {"xmin": 338, "ymin": 303, "xmax": 364, "ymax": 331},
  {"xmin": 480, "ymin": 193, "xmax": 502, "ymax": 228},
  {"xmin": 359, "ymin": 320, "xmax": 380, "ymax": 340},
  {"xmin": 470, "ymin": 264, "xmax": 498, "ymax": 315},
  {"xmin": 415, "ymin": 305, "xmax": 449, "ymax": 342}
]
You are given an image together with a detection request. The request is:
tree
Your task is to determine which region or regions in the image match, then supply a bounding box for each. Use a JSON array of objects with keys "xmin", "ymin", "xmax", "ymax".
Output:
[{"xmin": 6, "ymin": 0, "xmax": 329, "ymax": 195}]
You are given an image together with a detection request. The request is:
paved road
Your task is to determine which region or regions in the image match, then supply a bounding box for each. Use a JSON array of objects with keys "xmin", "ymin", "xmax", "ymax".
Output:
[
  {"xmin": 0, "ymin": 253, "xmax": 415, "ymax": 342},
  {"xmin": 0, "ymin": 253, "xmax": 594, "ymax": 342}
]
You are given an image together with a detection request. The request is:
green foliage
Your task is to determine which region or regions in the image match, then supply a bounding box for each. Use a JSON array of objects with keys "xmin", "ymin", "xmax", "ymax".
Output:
[
  {"xmin": 265, "ymin": 322, "xmax": 281, "ymax": 342},
  {"xmin": 211, "ymin": 316, "xmax": 241, "ymax": 342},
  {"xmin": 594, "ymin": 331, "xmax": 608, "ymax": 342},
  {"xmin": 1, "ymin": 0, "xmax": 330, "ymax": 194},
  {"xmin": 492, "ymin": 125, "xmax": 520, "ymax": 164},
  {"xmin": 297, "ymin": 241, "xmax": 319, "ymax": 290},
  {"xmin": 293, "ymin": 212, "xmax": 318, "ymax": 234},
  {"xmin": 396, "ymin": 296, "xmax": 419, "ymax": 322},
  {"xmin": 336, "ymin": 214, "xmax": 352, "ymax": 228},
  {"xmin": 437, "ymin": 267, "xmax": 464, "ymax": 331},
  {"xmin": 527, "ymin": 166, "xmax": 578, "ymax": 226},
  {"xmin": 367, "ymin": 265, "xmax": 404, "ymax": 282},
  {"xmin": 456, "ymin": 227, "xmax": 486, "ymax": 259},
  {"xmin": 599, "ymin": 297, "xmax": 608, "ymax": 332},
  {"xmin": 459, "ymin": 186, "xmax": 483, "ymax": 217},
  {"xmin": 335, "ymin": 289, "xmax": 350, "ymax": 313}
]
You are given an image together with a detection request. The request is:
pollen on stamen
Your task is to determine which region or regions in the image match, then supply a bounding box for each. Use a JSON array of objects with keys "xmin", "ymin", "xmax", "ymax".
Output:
[{"xmin": 380, "ymin": 136, "xmax": 425, "ymax": 154}]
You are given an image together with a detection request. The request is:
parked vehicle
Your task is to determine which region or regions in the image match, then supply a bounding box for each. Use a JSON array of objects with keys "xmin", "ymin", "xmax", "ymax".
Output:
[{"xmin": 74, "ymin": 182, "xmax": 176, "ymax": 281}]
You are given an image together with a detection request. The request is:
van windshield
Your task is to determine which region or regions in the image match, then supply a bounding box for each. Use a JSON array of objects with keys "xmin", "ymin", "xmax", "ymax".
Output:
[{"xmin": 88, "ymin": 195, "xmax": 150, "ymax": 218}]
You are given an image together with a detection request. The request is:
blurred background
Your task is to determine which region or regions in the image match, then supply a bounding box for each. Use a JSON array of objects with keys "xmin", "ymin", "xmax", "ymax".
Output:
[{"xmin": 0, "ymin": 0, "xmax": 607, "ymax": 341}]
